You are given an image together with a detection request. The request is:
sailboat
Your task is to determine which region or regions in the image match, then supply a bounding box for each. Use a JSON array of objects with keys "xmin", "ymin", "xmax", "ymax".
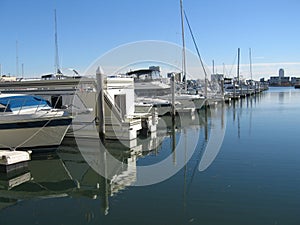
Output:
[
  {"xmin": 158, "ymin": 0, "xmax": 206, "ymax": 113},
  {"xmin": 223, "ymin": 48, "xmax": 242, "ymax": 99},
  {"xmin": 41, "ymin": 9, "xmax": 81, "ymax": 80}
]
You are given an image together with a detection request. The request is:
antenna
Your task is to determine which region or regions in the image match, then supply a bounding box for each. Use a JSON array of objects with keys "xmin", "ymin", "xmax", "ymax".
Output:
[{"xmin": 54, "ymin": 9, "xmax": 60, "ymax": 76}]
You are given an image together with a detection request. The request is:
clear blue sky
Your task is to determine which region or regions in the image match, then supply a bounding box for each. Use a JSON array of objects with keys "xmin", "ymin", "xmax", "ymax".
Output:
[{"xmin": 1, "ymin": 0, "xmax": 300, "ymax": 79}]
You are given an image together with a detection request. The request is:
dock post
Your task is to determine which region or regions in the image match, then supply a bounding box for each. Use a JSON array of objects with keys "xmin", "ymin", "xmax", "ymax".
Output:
[
  {"xmin": 221, "ymin": 79, "xmax": 224, "ymax": 97},
  {"xmin": 171, "ymin": 116, "xmax": 176, "ymax": 165},
  {"xmin": 204, "ymin": 105, "xmax": 208, "ymax": 141},
  {"xmin": 171, "ymin": 74, "xmax": 176, "ymax": 121},
  {"xmin": 170, "ymin": 74, "xmax": 176, "ymax": 163},
  {"xmin": 96, "ymin": 67, "xmax": 105, "ymax": 142},
  {"xmin": 233, "ymin": 80, "xmax": 236, "ymax": 99}
]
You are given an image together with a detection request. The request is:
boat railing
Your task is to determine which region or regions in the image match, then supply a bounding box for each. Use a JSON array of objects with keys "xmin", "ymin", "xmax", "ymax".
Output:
[
  {"xmin": 0, "ymin": 99, "xmax": 17, "ymax": 114},
  {"xmin": 17, "ymin": 99, "xmax": 26, "ymax": 114},
  {"xmin": 0, "ymin": 98, "xmax": 49, "ymax": 115},
  {"xmin": 34, "ymin": 98, "xmax": 44, "ymax": 113},
  {"xmin": 2, "ymin": 102, "xmax": 9, "ymax": 113}
]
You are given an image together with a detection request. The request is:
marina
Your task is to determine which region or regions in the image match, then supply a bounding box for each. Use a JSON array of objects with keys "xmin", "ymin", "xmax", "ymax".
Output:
[
  {"xmin": 0, "ymin": 87, "xmax": 299, "ymax": 225},
  {"xmin": 1, "ymin": 0, "xmax": 300, "ymax": 224}
]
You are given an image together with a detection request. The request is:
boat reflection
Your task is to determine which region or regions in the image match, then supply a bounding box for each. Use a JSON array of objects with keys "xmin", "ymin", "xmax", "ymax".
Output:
[
  {"xmin": 230, "ymin": 94, "xmax": 263, "ymax": 138},
  {"xmin": 0, "ymin": 105, "xmax": 227, "ymax": 215},
  {"xmin": 0, "ymin": 131, "xmax": 167, "ymax": 214},
  {"xmin": 198, "ymin": 103, "xmax": 226, "ymax": 171},
  {"xmin": 0, "ymin": 153, "xmax": 76, "ymax": 210}
]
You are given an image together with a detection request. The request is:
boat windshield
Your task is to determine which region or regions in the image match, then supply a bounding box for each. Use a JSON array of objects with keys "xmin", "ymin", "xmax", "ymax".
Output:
[{"xmin": 0, "ymin": 95, "xmax": 51, "ymax": 112}]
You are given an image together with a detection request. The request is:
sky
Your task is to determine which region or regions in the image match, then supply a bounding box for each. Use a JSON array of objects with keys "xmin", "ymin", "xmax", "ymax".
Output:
[{"xmin": 1, "ymin": 0, "xmax": 300, "ymax": 80}]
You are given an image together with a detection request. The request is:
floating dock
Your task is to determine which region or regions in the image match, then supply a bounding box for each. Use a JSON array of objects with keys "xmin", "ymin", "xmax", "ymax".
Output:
[{"xmin": 0, "ymin": 150, "xmax": 31, "ymax": 173}]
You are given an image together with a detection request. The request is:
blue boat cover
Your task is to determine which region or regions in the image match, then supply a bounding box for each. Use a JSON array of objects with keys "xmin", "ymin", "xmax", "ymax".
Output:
[{"xmin": 0, "ymin": 95, "xmax": 51, "ymax": 112}]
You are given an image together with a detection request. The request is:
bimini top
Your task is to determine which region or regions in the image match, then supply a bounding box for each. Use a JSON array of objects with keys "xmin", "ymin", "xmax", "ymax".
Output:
[{"xmin": 0, "ymin": 94, "xmax": 51, "ymax": 112}]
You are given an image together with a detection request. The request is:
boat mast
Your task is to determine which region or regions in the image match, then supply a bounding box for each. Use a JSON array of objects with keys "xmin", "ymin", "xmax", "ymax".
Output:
[
  {"xmin": 54, "ymin": 9, "xmax": 60, "ymax": 76},
  {"xmin": 237, "ymin": 48, "xmax": 240, "ymax": 85},
  {"xmin": 184, "ymin": 10, "xmax": 208, "ymax": 98},
  {"xmin": 16, "ymin": 40, "xmax": 19, "ymax": 77},
  {"xmin": 249, "ymin": 48, "xmax": 253, "ymax": 80},
  {"xmin": 22, "ymin": 63, "xmax": 24, "ymax": 78},
  {"xmin": 180, "ymin": 0, "xmax": 187, "ymax": 91}
]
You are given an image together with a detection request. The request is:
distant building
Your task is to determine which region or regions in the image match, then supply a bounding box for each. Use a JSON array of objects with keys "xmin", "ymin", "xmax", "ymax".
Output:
[
  {"xmin": 269, "ymin": 68, "xmax": 291, "ymax": 86},
  {"xmin": 279, "ymin": 68, "xmax": 284, "ymax": 78},
  {"xmin": 280, "ymin": 77, "xmax": 290, "ymax": 86},
  {"xmin": 269, "ymin": 76, "xmax": 280, "ymax": 85},
  {"xmin": 291, "ymin": 77, "xmax": 300, "ymax": 85}
]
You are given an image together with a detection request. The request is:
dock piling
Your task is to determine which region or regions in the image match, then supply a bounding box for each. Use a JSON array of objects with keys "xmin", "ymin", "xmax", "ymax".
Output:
[
  {"xmin": 96, "ymin": 67, "xmax": 105, "ymax": 142},
  {"xmin": 171, "ymin": 74, "xmax": 176, "ymax": 121}
]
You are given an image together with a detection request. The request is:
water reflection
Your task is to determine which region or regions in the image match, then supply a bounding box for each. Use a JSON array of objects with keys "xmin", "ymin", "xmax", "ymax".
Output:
[
  {"xmin": 0, "ymin": 142, "xmax": 138, "ymax": 215},
  {"xmin": 279, "ymin": 91, "xmax": 284, "ymax": 103},
  {"xmin": 0, "ymin": 153, "xmax": 76, "ymax": 210},
  {"xmin": 198, "ymin": 104, "xmax": 226, "ymax": 171},
  {"xmin": 0, "ymin": 103, "xmax": 228, "ymax": 220},
  {"xmin": 229, "ymin": 93, "xmax": 264, "ymax": 138}
]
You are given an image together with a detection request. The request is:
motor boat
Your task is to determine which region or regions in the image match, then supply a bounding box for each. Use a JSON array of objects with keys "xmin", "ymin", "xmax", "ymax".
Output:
[{"xmin": 0, "ymin": 94, "xmax": 72, "ymax": 151}]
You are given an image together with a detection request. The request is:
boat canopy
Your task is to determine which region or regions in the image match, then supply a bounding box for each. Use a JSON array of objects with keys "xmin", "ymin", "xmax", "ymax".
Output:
[{"xmin": 0, "ymin": 95, "xmax": 51, "ymax": 112}]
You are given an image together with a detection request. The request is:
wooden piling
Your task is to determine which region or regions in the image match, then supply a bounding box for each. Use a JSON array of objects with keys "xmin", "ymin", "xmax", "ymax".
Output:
[{"xmin": 96, "ymin": 67, "xmax": 105, "ymax": 142}]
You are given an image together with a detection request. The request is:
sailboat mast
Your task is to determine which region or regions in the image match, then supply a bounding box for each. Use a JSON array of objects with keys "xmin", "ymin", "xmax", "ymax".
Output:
[
  {"xmin": 249, "ymin": 48, "xmax": 253, "ymax": 80},
  {"xmin": 180, "ymin": 0, "xmax": 187, "ymax": 91},
  {"xmin": 183, "ymin": 10, "xmax": 208, "ymax": 98},
  {"xmin": 237, "ymin": 48, "xmax": 240, "ymax": 85},
  {"xmin": 16, "ymin": 40, "xmax": 19, "ymax": 77},
  {"xmin": 22, "ymin": 63, "xmax": 24, "ymax": 78},
  {"xmin": 54, "ymin": 9, "xmax": 60, "ymax": 76}
]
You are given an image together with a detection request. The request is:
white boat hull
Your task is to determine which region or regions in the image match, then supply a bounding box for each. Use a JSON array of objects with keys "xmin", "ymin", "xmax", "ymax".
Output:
[
  {"xmin": 176, "ymin": 97, "xmax": 206, "ymax": 110},
  {"xmin": 0, "ymin": 117, "xmax": 71, "ymax": 151},
  {"xmin": 160, "ymin": 95, "xmax": 206, "ymax": 111},
  {"xmin": 135, "ymin": 97, "xmax": 172, "ymax": 116}
]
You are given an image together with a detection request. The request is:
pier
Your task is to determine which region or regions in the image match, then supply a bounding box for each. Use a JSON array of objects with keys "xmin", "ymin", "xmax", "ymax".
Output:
[{"xmin": 0, "ymin": 74, "xmax": 157, "ymax": 148}]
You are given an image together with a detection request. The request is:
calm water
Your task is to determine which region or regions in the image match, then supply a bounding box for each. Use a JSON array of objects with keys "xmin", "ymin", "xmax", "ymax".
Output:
[{"xmin": 1, "ymin": 87, "xmax": 300, "ymax": 225}]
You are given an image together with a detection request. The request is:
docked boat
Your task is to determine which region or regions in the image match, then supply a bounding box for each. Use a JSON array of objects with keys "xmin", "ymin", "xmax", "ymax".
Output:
[
  {"xmin": 0, "ymin": 94, "xmax": 72, "ymax": 151},
  {"xmin": 159, "ymin": 93, "xmax": 206, "ymax": 112},
  {"xmin": 126, "ymin": 67, "xmax": 206, "ymax": 114},
  {"xmin": 135, "ymin": 97, "xmax": 172, "ymax": 116}
]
